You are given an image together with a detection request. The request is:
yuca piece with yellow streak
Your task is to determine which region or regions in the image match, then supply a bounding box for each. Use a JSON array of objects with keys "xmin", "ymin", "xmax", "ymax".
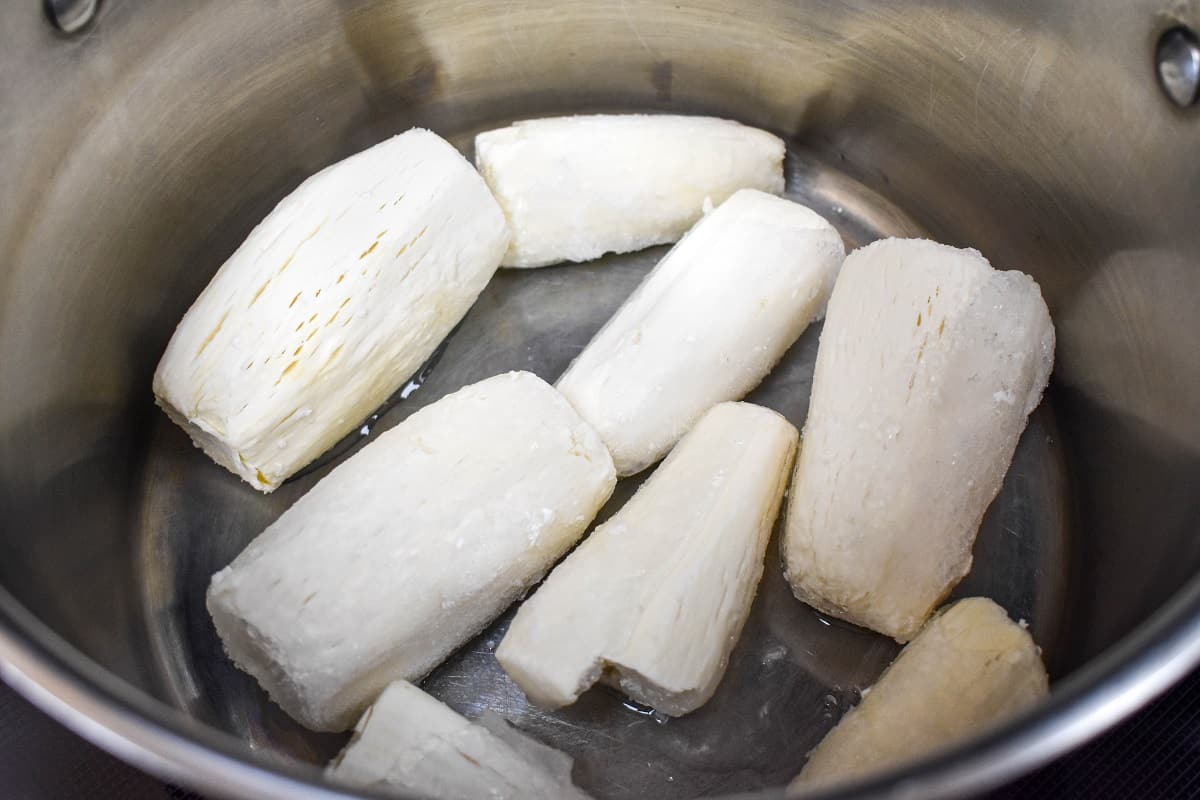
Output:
[
  {"xmin": 783, "ymin": 238, "xmax": 1054, "ymax": 641},
  {"xmin": 154, "ymin": 128, "xmax": 508, "ymax": 492}
]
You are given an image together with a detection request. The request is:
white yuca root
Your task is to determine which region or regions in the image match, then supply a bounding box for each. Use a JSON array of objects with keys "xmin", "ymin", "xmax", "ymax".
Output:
[
  {"xmin": 154, "ymin": 129, "xmax": 509, "ymax": 492},
  {"xmin": 782, "ymin": 238, "xmax": 1055, "ymax": 641},
  {"xmin": 791, "ymin": 598, "xmax": 1048, "ymax": 790},
  {"xmin": 475, "ymin": 114, "xmax": 785, "ymax": 268},
  {"xmin": 497, "ymin": 401, "xmax": 798, "ymax": 717},
  {"xmin": 327, "ymin": 681, "xmax": 590, "ymax": 800},
  {"xmin": 556, "ymin": 188, "xmax": 843, "ymax": 476},
  {"xmin": 207, "ymin": 372, "xmax": 616, "ymax": 731}
]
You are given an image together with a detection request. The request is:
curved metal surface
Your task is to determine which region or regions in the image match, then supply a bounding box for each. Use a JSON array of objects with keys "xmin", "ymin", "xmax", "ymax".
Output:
[
  {"xmin": 1, "ymin": 0, "xmax": 1199, "ymax": 798},
  {"xmin": 6, "ymin": 559, "xmax": 1200, "ymax": 800},
  {"xmin": 43, "ymin": 0, "xmax": 98, "ymax": 34},
  {"xmin": 1156, "ymin": 26, "xmax": 1200, "ymax": 107}
]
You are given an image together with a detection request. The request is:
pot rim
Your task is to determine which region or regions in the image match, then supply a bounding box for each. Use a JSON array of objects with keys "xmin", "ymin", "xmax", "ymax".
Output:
[{"xmin": 3, "ymin": 575, "xmax": 1200, "ymax": 800}]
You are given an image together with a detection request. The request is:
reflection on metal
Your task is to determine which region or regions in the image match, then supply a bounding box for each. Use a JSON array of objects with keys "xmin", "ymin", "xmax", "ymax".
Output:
[
  {"xmin": 1156, "ymin": 27, "xmax": 1200, "ymax": 108},
  {"xmin": 44, "ymin": 0, "xmax": 97, "ymax": 34}
]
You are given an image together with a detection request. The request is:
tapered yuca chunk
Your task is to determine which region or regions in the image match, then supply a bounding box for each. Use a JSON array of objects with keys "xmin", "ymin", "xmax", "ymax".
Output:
[
  {"xmin": 475, "ymin": 114, "xmax": 785, "ymax": 267},
  {"xmin": 783, "ymin": 239, "xmax": 1054, "ymax": 640},
  {"xmin": 154, "ymin": 129, "xmax": 509, "ymax": 492},
  {"xmin": 792, "ymin": 598, "xmax": 1048, "ymax": 790},
  {"xmin": 327, "ymin": 681, "xmax": 590, "ymax": 800},
  {"xmin": 497, "ymin": 402, "xmax": 797, "ymax": 717},
  {"xmin": 207, "ymin": 372, "xmax": 616, "ymax": 731},
  {"xmin": 556, "ymin": 189, "xmax": 843, "ymax": 476}
]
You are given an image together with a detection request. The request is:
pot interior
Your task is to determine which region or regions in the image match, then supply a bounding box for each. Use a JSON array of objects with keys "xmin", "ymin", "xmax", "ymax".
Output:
[{"xmin": 1, "ymin": 1, "xmax": 1198, "ymax": 798}]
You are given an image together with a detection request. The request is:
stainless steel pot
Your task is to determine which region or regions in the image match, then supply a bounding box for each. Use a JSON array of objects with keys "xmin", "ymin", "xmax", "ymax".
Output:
[{"xmin": 2, "ymin": 1, "xmax": 1200, "ymax": 798}]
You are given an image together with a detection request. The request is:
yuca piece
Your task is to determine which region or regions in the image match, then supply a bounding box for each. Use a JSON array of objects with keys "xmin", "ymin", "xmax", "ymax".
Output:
[
  {"xmin": 327, "ymin": 681, "xmax": 590, "ymax": 800},
  {"xmin": 154, "ymin": 129, "xmax": 508, "ymax": 492},
  {"xmin": 792, "ymin": 598, "xmax": 1048, "ymax": 790},
  {"xmin": 556, "ymin": 189, "xmax": 843, "ymax": 476},
  {"xmin": 475, "ymin": 114, "xmax": 785, "ymax": 268},
  {"xmin": 207, "ymin": 372, "xmax": 616, "ymax": 731},
  {"xmin": 783, "ymin": 238, "xmax": 1054, "ymax": 640},
  {"xmin": 497, "ymin": 402, "xmax": 797, "ymax": 717}
]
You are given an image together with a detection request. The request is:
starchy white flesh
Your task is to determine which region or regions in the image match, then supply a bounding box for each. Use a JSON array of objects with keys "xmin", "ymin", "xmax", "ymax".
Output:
[
  {"xmin": 475, "ymin": 114, "xmax": 785, "ymax": 268},
  {"xmin": 153, "ymin": 129, "xmax": 509, "ymax": 492},
  {"xmin": 792, "ymin": 598, "xmax": 1048, "ymax": 790},
  {"xmin": 497, "ymin": 402, "xmax": 797, "ymax": 717},
  {"xmin": 327, "ymin": 681, "xmax": 590, "ymax": 800},
  {"xmin": 783, "ymin": 238, "xmax": 1055, "ymax": 640},
  {"xmin": 556, "ymin": 189, "xmax": 843, "ymax": 476},
  {"xmin": 207, "ymin": 372, "xmax": 616, "ymax": 731}
]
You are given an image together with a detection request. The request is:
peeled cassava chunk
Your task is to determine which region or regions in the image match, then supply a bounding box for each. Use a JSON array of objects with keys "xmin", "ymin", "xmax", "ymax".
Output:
[
  {"xmin": 783, "ymin": 238, "xmax": 1055, "ymax": 640},
  {"xmin": 326, "ymin": 681, "xmax": 590, "ymax": 800},
  {"xmin": 792, "ymin": 598, "xmax": 1048, "ymax": 790},
  {"xmin": 154, "ymin": 128, "xmax": 509, "ymax": 492},
  {"xmin": 475, "ymin": 114, "xmax": 785, "ymax": 268},
  {"xmin": 556, "ymin": 189, "xmax": 844, "ymax": 476},
  {"xmin": 497, "ymin": 401, "xmax": 797, "ymax": 717},
  {"xmin": 207, "ymin": 372, "xmax": 616, "ymax": 731}
]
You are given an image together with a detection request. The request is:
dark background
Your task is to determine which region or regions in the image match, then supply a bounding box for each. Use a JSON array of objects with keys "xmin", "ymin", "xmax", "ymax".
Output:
[{"xmin": 3, "ymin": 670, "xmax": 1199, "ymax": 800}]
